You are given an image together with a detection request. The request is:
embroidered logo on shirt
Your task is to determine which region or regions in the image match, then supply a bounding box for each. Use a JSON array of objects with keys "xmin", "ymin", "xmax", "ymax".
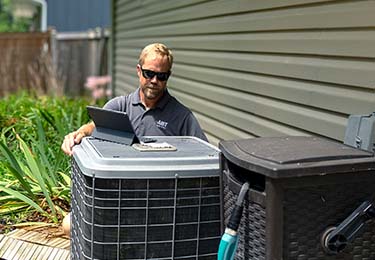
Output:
[{"xmin": 156, "ymin": 120, "xmax": 168, "ymax": 129}]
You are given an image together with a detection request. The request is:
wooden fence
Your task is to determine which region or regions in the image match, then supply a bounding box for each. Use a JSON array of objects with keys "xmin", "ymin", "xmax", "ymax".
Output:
[
  {"xmin": 51, "ymin": 28, "xmax": 110, "ymax": 96},
  {"xmin": 0, "ymin": 28, "xmax": 110, "ymax": 97},
  {"xmin": 0, "ymin": 31, "xmax": 60, "ymax": 96}
]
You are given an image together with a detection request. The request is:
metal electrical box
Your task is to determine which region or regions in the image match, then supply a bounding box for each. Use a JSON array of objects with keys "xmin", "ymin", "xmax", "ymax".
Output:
[
  {"xmin": 220, "ymin": 136, "xmax": 375, "ymax": 260},
  {"xmin": 71, "ymin": 136, "xmax": 222, "ymax": 260},
  {"xmin": 344, "ymin": 112, "xmax": 375, "ymax": 153}
]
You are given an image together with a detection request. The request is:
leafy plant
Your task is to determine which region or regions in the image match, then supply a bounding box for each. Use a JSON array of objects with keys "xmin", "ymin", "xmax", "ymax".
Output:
[
  {"xmin": 0, "ymin": 133, "xmax": 68, "ymax": 222},
  {"xmin": 0, "ymin": 0, "xmax": 36, "ymax": 32},
  {"xmin": 0, "ymin": 93, "xmax": 90, "ymax": 224}
]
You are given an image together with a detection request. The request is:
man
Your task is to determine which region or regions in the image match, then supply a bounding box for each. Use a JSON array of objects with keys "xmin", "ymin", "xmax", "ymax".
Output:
[{"xmin": 61, "ymin": 43, "xmax": 207, "ymax": 155}]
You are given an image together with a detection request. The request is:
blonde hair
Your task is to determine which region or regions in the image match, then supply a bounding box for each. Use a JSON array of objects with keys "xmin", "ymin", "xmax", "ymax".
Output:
[{"xmin": 138, "ymin": 43, "xmax": 174, "ymax": 70}]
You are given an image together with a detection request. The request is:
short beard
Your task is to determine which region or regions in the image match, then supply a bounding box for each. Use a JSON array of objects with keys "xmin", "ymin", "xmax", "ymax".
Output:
[{"xmin": 141, "ymin": 85, "xmax": 165, "ymax": 100}]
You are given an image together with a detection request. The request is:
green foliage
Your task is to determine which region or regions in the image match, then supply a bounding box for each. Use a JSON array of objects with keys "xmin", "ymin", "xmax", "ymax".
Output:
[
  {"xmin": 0, "ymin": 92, "xmax": 90, "ymax": 223},
  {"xmin": 0, "ymin": 0, "xmax": 35, "ymax": 32}
]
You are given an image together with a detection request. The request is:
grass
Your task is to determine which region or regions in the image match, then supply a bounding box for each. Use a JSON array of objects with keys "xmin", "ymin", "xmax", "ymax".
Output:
[{"xmin": 0, "ymin": 92, "xmax": 91, "ymax": 226}]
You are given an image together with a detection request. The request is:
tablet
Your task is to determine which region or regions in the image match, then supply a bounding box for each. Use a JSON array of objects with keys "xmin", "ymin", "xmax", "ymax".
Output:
[{"xmin": 86, "ymin": 106, "xmax": 139, "ymax": 145}]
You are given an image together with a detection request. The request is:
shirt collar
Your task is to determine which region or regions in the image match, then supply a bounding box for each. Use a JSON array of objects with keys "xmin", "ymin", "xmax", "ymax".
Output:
[{"xmin": 132, "ymin": 87, "xmax": 171, "ymax": 110}]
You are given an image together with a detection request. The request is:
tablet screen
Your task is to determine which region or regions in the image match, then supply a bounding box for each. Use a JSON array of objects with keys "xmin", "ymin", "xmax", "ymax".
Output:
[{"xmin": 86, "ymin": 106, "xmax": 139, "ymax": 144}]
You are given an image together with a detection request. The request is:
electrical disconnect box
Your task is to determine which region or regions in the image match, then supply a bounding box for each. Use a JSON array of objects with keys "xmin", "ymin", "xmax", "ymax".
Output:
[{"xmin": 344, "ymin": 112, "xmax": 375, "ymax": 153}]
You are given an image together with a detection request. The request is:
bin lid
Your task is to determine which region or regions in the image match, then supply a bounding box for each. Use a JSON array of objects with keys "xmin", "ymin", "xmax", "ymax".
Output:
[
  {"xmin": 219, "ymin": 136, "xmax": 375, "ymax": 178},
  {"xmin": 73, "ymin": 136, "xmax": 220, "ymax": 178}
]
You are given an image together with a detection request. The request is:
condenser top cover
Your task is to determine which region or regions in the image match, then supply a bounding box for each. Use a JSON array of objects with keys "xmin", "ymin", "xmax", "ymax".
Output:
[{"xmin": 73, "ymin": 136, "xmax": 220, "ymax": 178}]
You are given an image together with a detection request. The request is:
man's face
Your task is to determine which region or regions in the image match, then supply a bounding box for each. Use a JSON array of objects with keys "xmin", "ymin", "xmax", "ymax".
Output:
[{"xmin": 137, "ymin": 54, "xmax": 170, "ymax": 102}]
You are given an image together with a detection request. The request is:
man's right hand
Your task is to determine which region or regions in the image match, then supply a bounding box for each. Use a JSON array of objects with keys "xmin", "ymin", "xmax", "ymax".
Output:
[
  {"xmin": 61, "ymin": 122, "xmax": 95, "ymax": 156},
  {"xmin": 61, "ymin": 130, "xmax": 85, "ymax": 156}
]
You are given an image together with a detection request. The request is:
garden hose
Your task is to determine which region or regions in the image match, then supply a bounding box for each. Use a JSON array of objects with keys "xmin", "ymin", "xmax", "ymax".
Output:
[{"xmin": 218, "ymin": 182, "xmax": 249, "ymax": 260}]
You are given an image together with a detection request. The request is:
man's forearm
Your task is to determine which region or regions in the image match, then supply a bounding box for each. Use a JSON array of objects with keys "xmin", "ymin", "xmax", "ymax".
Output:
[{"xmin": 77, "ymin": 121, "xmax": 95, "ymax": 136}]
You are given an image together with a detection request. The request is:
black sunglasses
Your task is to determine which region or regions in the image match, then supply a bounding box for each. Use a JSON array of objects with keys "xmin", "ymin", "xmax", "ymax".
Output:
[{"xmin": 140, "ymin": 66, "xmax": 170, "ymax": 81}]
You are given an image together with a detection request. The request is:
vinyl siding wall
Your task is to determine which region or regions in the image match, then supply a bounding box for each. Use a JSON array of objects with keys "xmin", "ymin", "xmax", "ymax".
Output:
[{"xmin": 111, "ymin": 0, "xmax": 375, "ymax": 145}]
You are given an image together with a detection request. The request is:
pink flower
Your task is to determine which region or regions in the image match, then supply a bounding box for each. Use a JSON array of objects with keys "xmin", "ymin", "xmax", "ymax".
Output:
[{"xmin": 85, "ymin": 75, "xmax": 112, "ymax": 100}]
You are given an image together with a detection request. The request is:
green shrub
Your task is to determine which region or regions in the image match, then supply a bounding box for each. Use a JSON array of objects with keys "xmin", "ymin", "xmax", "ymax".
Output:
[{"xmin": 0, "ymin": 92, "xmax": 91, "ymax": 223}]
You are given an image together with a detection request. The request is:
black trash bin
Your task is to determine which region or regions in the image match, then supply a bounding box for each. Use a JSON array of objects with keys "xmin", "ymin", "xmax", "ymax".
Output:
[{"xmin": 220, "ymin": 136, "xmax": 375, "ymax": 260}]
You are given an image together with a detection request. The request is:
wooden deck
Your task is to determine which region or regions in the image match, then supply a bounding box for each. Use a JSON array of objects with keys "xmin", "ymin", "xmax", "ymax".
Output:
[{"xmin": 0, "ymin": 229, "xmax": 70, "ymax": 260}]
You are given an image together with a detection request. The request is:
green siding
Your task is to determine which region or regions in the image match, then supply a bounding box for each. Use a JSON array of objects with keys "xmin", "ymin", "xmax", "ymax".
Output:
[{"xmin": 112, "ymin": 0, "xmax": 375, "ymax": 145}]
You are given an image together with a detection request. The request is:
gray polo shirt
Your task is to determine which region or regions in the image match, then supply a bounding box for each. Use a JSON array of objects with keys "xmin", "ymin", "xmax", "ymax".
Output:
[{"xmin": 103, "ymin": 88, "xmax": 208, "ymax": 141}]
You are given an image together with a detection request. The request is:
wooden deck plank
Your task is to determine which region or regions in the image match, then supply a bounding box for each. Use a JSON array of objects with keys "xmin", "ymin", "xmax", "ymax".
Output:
[
  {"xmin": 16, "ymin": 242, "xmax": 30, "ymax": 260},
  {"xmin": 6, "ymin": 240, "xmax": 24, "ymax": 260},
  {"xmin": 3, "ymin": 237, "xmax": 18, "ymax": 259},
  {"xmin": 20, "ymin": 243, "xmax": 39, "ymax": 260},
  {"xmin": 59, "ymin": 250, "xmax": 70, "ymax": 260},
  {"xmin": 53, "ymin": 249, "xmax": 66, "ymax": 260},
  {"xmin": 29, "ymin": 243, "xmax": 45, "ymax": 260},
  {"xmin": 0, "ymin": 235, "xmax": 9, "ymax": 250},
  {"xmin": 9, "ymin": 241, "xmax": 28, "ymax": 260},
  {"xmin": 6, "ymin": 229, "xmax": 70, "ymax": 250},
  {"xmin": 34, "ymin": 246, "xmax": 47, "ymax": 260},
  {"xmin": 0, "ymin": 236, "xmax": 13, "ymax": 258},
  {"xmin": 43, "ymin": 239, "xmax": 68, "ymax": 250},
  {"xmin": 32, "ymin": 243, "xmax": 46, "ymax": 259},
  {"xmin": 45, "ymin": 247, "xmax": 60, "ymax": 260},
  {"xmin": 0, "ymin": 231, "xmax": 70, "ymax": 260},
  {"xmin": 39, "ymin": 246, "xmax": 53, "ymax": 260},
  {"xmin": 46, "ymin": 247, "xmax": 60, "ymax": 260},
  {"xmin": 0, "ymin": 235, "xmax": 8, "ymax": 256}
]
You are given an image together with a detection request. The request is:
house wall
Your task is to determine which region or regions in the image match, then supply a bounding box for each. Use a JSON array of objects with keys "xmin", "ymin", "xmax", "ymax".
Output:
[
  {"xmin": 47, "ymin": 0, "xmax": 110, "ymax": 32},
  {"xmin": 111, "ymin": 0, "xmax": 375, "ymax": 145}
]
